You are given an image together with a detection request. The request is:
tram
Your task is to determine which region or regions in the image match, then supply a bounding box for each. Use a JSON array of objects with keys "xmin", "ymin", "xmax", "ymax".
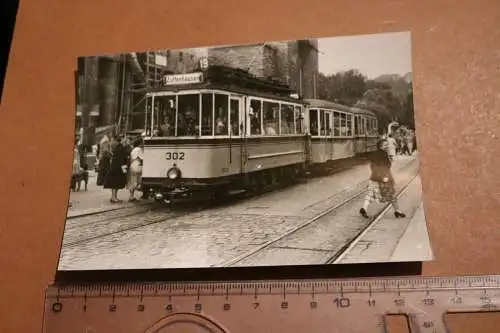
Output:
[
  {"xmin": 140, "ymin": 66, "xmax": 379, "ymax": 202},
  {"xmin": 302, "ymin": 99, "xmax": 378, "ymax": 172},
  {"xmin": 141, "ymin": 66, "xmax": 308, "ymax": 202}
]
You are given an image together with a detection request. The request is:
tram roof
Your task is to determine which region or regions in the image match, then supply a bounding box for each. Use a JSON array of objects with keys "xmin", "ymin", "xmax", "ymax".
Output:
[
  {"xmin": 146, "ymin": 82, "xmax": 303, "ymax": 104},
  {"xmin": 304, "ymin": 99, "xmax": 376, "ymax": 117},
  {"xmin": 145, "ymin": 66, "xmax": 302, "ymax": 104},
  {"xmin": 350, "ymin": 106, "xmax": 377, "ymax": 117},
  {"xmin": 304, "ymin": 99, "xmax": 352, "ymax": 113}
]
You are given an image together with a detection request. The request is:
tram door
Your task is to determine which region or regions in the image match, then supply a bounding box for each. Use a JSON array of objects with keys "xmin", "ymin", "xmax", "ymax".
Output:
[
  {"xmin": 353, "ymin": 115, "xmax": 360, "ymax": 154},
  {"xmin": 325, "ymin": 110, "xmax": 333, "ymax": 160},
  {"xmin": 230, "ymin": 96, "xmax": 246, "ymax": 174},
  {"xmin": 320, "ymin": 110, "xmax": 333, "ymax": 161}
]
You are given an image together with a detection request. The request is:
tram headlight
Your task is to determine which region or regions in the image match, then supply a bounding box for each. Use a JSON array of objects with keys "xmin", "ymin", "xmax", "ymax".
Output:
[{"xmin": 166, "ymin": 166, "xmax": 181, "ymax": 180}]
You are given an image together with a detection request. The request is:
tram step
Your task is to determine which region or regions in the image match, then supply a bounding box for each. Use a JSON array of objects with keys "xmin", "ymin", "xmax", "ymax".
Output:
[{"xmin": 228, "ymin": 189, "xmax": 247, "ymax": 196}]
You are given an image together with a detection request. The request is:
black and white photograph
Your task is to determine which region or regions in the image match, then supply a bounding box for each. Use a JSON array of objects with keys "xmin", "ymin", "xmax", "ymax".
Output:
[{"xmin": 59, "ymin": 31, "xmax": 433, "ymax": 271}]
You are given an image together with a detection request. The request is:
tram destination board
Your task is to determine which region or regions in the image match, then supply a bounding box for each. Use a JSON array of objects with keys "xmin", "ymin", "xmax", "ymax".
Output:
[{"xmin": 43, "ymin": 274, "xmax": 500, "ymax": 333}]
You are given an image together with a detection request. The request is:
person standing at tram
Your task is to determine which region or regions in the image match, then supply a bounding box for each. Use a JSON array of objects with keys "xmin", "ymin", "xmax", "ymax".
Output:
[
  {"xmin": 96, "ymin": 131, "xmax": 112, "ymax": 187},
  {"xmin": 359, "ymin": 139, "xmax": 406, "ymax": 219},
  {"xmin": 127, "ymin": 138, "xmax": 144, "ymax": 202},
  {"xmin": 103, "ymin": 134, "xmax": 129, "ymax": 203}
]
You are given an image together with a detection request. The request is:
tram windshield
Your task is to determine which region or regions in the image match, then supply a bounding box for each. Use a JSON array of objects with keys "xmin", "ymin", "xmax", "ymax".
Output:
[{"xmin": 148, "ymin": 92, "xmax": 238, "ymax": 137}]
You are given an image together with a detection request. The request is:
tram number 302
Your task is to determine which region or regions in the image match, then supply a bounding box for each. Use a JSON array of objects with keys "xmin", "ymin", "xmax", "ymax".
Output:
[{"xmin": 165, "ymin": 152, "xmax": 185, "ymax": 160}]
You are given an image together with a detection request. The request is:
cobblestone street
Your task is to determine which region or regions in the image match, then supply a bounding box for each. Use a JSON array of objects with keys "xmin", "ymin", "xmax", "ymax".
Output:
[{"xmin": 58, "ymin": 154, "xmax": 427, "ymax": 270}]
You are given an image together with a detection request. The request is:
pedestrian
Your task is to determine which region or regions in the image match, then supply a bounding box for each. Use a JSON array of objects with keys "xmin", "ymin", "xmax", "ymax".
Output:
[
  {"xmin": 385, "ymin": 134, "xmax": 397, "ymax": 161},
  {"xmin": 96, "ymin": 131, "xmax": 113, "ymax": 187},
  {"xmin": 359, "ymin": 139, "xmax": 406, "ymax": 219},
  {"xmin": 407, "ymin": 131, "xmax": 414, "ymax": 155},
  {"xmin": 127, "ymin": 138, "xmax": 144, "ymax": 202},
  {"xmin": 103, "ymin": 134, "xmax": 129, "ymax": 203},
  {"xmin": 70, "ymin": 138, "xmax": 82, "ymax": 191}
]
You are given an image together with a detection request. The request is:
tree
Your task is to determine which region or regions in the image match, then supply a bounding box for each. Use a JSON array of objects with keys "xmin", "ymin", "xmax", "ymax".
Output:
[
  {"xmin": 316, "ymin": 68, "xmax": 412, "ymax": 132},
  {"xmin": 396, "ymin": 89, "xmax": 415, "ymax": 129},
  {"xmin": 317, "ymin": 70, "xmax": 367, "ymax": 105}
]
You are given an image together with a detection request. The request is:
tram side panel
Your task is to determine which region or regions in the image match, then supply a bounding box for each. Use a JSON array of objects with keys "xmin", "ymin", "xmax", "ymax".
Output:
[
  {"xmin": 354, "ymin": 136, "xmax": 367, "ymax": 154},
  {"xmin": 365, "ymin": 136, "xmax": 378, "ymax": 153},
  {"xmin": 331, "ymin": 138, "xmax": 356, "ymax": 160},
  {"xmin": 310, "ymin": 138, "xmax": 330, "ymax": 164},
  {"xmin": 243, "ymin": 136, "xmax": 307, "ymax": 173}
]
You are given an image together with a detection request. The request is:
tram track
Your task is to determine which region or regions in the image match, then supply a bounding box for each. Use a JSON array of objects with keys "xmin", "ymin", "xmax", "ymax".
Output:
[
  {"xmin": 62, "ymin": 157, "xmax": 417, "ymax": 260},
  {"xmin": 218, "ymin": 160, "xmax": 419, "ymax": 267},
  {"xmin": 62, "ymin": 206, "xmax": 204, "ymax": 248},
  {"xmin": 61, "ymin": 183, "xmax": 294, "ymax": 248},
  {"xmin": 61, "ymin": 165, "xmax": 356, "ymax": 248},
  {"xmin": 323, "ymin": 172, "xmax": 419, "ymax": 264}
]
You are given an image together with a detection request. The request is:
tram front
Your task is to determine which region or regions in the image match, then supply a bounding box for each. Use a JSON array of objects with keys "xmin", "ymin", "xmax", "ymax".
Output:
[{"xmin": 140, "ymin": 72, "xmax": 241, "ymax": 203}]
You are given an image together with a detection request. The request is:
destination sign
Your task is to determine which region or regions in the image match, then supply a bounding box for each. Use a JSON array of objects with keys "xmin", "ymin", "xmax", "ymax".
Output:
[{"xmin": 162, "ymin": 72, "xmax": 203, "ymax": 86}]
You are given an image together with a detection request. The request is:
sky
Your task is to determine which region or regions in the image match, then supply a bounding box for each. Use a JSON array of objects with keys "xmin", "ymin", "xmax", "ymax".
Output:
[{"xmin": 317, "ymin": 31, "xmax": 412, "ymax": 79}]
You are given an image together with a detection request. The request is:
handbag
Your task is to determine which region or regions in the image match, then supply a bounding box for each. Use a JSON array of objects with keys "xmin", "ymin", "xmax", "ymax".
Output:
[{"xmin": 130, "ymin": 159, "xmax": 142, "ymax": 173}]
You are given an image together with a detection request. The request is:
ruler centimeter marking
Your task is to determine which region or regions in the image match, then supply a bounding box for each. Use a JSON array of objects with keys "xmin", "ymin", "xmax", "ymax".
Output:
[{"xmin": 43, "ymin": 275, "xmax": 500, "ymax": 333}]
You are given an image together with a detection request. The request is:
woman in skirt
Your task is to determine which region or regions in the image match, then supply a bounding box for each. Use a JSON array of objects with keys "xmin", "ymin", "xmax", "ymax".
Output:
[
  {"xmin": 359, "ymin": 139, "xmax": 406, "ymax": 219},
  {"xmin": 103, "ymin": 135, "xmax": 130, "ymax": 203},
  {"xmin": 127, "ymin": 138, "xmax": 144, "ymax": 202}
]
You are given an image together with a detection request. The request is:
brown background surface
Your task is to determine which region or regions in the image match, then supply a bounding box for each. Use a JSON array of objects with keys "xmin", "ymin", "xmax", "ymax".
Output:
[{"xmin": 1, "ymin": 0, "xmax": 499, "ymax": 332}]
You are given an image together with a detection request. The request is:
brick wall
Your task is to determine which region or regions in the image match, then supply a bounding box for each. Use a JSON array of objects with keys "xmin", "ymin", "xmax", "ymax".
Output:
[
  {"xmin": 208, "ymin": 44, "xmax": 266, "ymax": 78},
  {"xmin": 262, "ymin": 42, "xmax": 290, "ymax": 84},
  {"xmin": 165, "ymin": 50, "xmax": 200, "ymax": 74}
]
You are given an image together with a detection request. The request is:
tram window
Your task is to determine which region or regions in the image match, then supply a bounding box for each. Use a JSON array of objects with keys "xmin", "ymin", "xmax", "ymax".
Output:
[
  {"xmin": 153, "ymin": 96, "xmax": 175, "ymax": 137},
  {"xmin": 333, "ymin": 112, "xmax": 340, "ymax": 136},
  {"xmin": 214, "ymin": 94, "xmax": 229, "ymax": 136},
  {"xmin": 230, "ymin": 99, "xmax": 239, "ymax": 136},
  {"xmin": 250, "ymin": 99, "xmax": 262, "ymax": 135},
  {"xmin": 177, "ymin": 94, "xmax": 200, "ymax": 136},
  {"xmin": 294, "ymin": 106, "xmax": 303, "ymax": 134},
  {"xmin": 354, "ymin": 116, "xmax": 359, "ymax": 136},
  {"xmin": 319, "ymin": 110, "xmax": 326, "ymax": 135},
  {"xmin": 325, "ymin": 112, "xmax": 331, "ymax": 135},
  {"xmin": 339, "ymin": 113, "xmax": 347, "ymax": 136},
  {"xmin": 309, "ymin": 109, "xmax": 319, "ymax": 136},
  {"xmin": 346, "ymin": 114, "xmax": 353, "ymax": 136},
  {"xmin": 201, "ymin": 94, "xmax": 213, "ymax": 136},
  {"xmin": 280, "ymin": 104, "xmax": 294, "ymax": 135},
  {"xmin": 263, "ymin": 101, "xmax": 279, "ymax": 135}
]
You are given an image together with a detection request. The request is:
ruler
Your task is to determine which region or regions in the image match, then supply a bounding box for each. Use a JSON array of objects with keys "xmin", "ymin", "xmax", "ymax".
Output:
[{"xmin": 42, "ymin": 275, "xmax": 500, "ymax": 333}]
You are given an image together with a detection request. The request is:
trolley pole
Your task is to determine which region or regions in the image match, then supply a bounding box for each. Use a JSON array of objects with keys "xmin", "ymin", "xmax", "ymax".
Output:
[{"xmin": 387, "ymin": 121, "xmax": 399, "ymax": 136}]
